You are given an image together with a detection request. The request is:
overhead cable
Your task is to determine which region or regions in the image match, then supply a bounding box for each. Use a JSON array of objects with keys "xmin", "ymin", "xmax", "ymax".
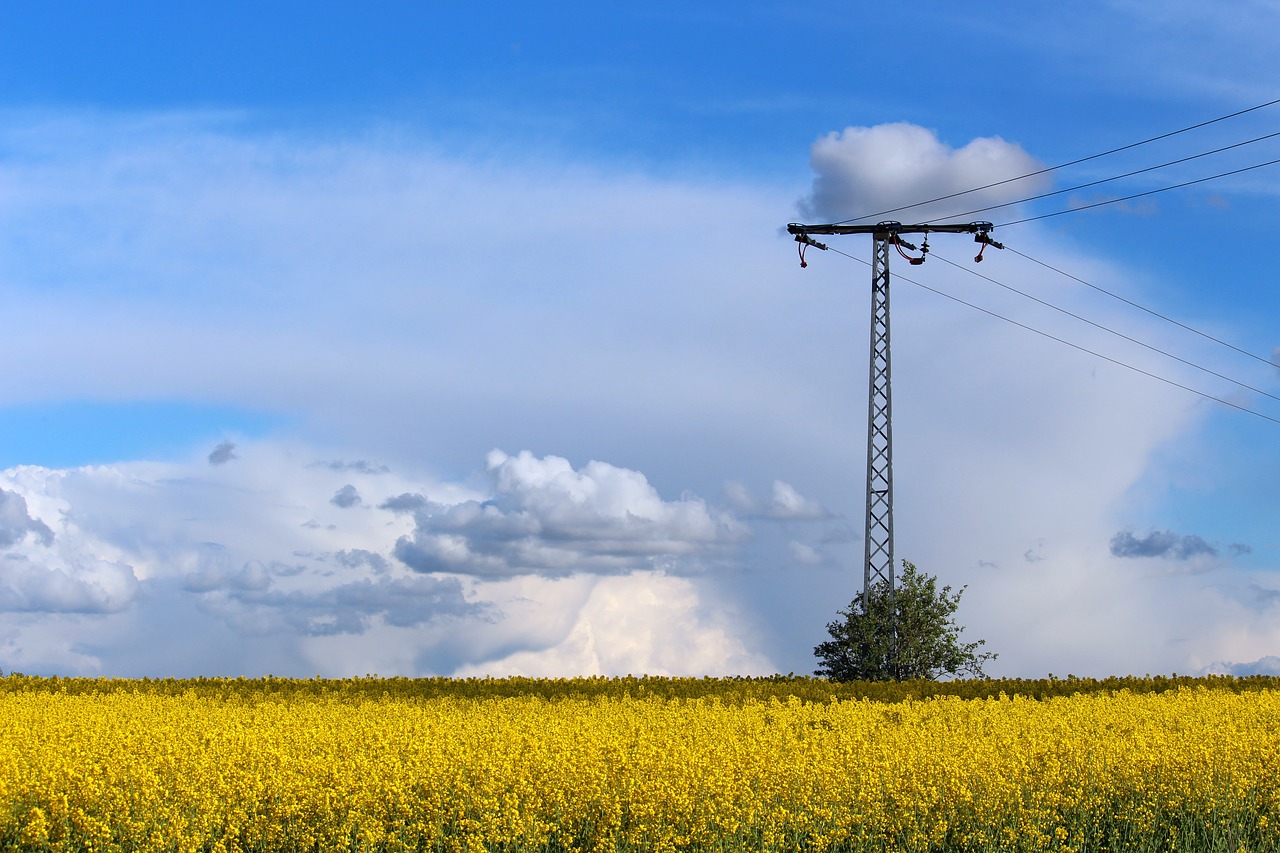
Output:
[
  {"xmin": 929, "ymin": 249, "xmax": 1280, "ymax": 404},
  {"xmin": 821, "ymin": 245, "xmax": 1280, "ymax": 428},
  {"xmin": 930, "ymin": 129, "xmax": 1280, "ymax": 223},
  {"xmin": 996, "ymin": 155, "xmax": 1280, "ymax": 227},
  {"xmin": 833, "ymin": 95, "xmax": 1280, "ymax": 225},
  {"xmin": 1005, "ymin": 246, "xmax": 1280, "ymax": 370}
]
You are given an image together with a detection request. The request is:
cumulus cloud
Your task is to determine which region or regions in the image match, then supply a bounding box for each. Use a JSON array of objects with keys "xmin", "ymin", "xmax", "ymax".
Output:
[
  {"xmin": 0, "ymin": 488, "xmax": 54, "ymax": 547},
  {"xmin": 394, "ymin": 450, "xmax": 748, "ymax": 577},
  {"xmin": 1200, "ymin": 655, "xmax": 1280, "ymax": 676},
  {"xmin": 451, "ymin": 572, "xmax": 774, "ymax": 677},
  {"xmin": 197, "ymin": 573, "xmax": 478, "ymax": 637},
  {"xmin": 798, "ymin": 122, "xmax": 1047, "ymax": 223},
  {"xmin": 207, "ymin": 441, "xmax": 237, "ymax": 466},
  {"xmin": 0, "ymin": 443, "xmax": 778, "ymax": 676},
  {"xmin": 1109, "ymin": 529, "xmax": 1219, "ymax": 560},
  {"xmin": 0, "ymin": 555, "xmax": 138, "ymax": 613},
  {"xmin": 380, "ymin": 493, "xmax": 428, "ymax": 513},
  {"xmin": 330, "ymin": 484, "xmax": 362, "ymax": 508},
  {"xmin": 334, "ymin": 549, "xmax": 391, "ymax": 575},
  {"xmin": 0, "ymin": 446, "xmax": 451, "ymax": 635}
]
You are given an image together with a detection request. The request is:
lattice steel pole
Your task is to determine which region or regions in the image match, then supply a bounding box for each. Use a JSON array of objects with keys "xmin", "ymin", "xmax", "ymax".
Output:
[
  {"xmin": 864, "ymin": 232, "xmax": 895, "ymax": 609},
  {"xmin": 787, "ymin": 220, "xmax": 1002, "ymax": 677}
]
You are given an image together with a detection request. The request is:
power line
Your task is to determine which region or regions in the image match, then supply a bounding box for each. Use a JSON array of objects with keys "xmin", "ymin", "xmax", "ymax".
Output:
[
  {"xmin": 996, "ymin": 155, "xmax": 1280, "ymax": 227},
  {"xmin": 820, "ymin": 244, "xmax": 1280, "ymax": 428},
  {"xmin": 1005, "ymin": 245, "xmax": 1280, "ymax": 370},
  {"xmin": 929, "ymin": 249, "xmax": 1280, "ymax": 404},
  {"xmin": 833, "ymin": 96, "xmax": 1280, "ymax": 225},
  {"xmin": 930, "ymin": 129, "xmax": 1280, "ymax": 223}
]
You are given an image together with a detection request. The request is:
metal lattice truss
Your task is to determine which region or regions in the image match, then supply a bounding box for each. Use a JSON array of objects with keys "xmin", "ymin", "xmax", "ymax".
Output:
[
  {"xmin": 864, "ymin": 235, "xmax": 895, "ymax": 601},
  {"xmin": 784, "ymin": 221, "xmax": 999, "ymax": 618}
]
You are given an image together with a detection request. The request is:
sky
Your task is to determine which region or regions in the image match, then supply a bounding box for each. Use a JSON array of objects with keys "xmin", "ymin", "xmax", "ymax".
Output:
[{"xmin": 2, "ymin": 1, "xmax": 1280, "ymax": 678}]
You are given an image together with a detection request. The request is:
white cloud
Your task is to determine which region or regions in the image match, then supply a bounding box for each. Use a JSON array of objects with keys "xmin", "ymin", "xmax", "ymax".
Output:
[
  {"xmin": 0, "ymin": 555, "xmax": 137, "ymax": 614},
  {"xmin": 451, "ymin": 572, "xmax": 775, "ymax": 678},
  {"xmin": 393, "ymin": 450, "xmax": 748, "ymax": 577},
  {"xmin": 0, "ymin": 444, "xmax": 774, "ymax": 676},
  {"xmin": 0, "ymin": 487, "xmax": 53, "ymax": 547},
  {"xmin": 799, "ymin": 123, "xmax": 1048, "ymax": 223},
  {"xmin": 768, "ymin": 481, "xmax": 829, "ymax": 520}
]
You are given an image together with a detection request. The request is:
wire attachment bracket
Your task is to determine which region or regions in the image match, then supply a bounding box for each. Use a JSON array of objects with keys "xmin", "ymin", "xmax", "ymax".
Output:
[
  {"xmin": 892, "ymin": 234, "xmax": 928, "ymax": 265},
  {"xmin": 974, "ymin": 231, "xmax": 1005, "ymax": 263},
  {"xmin": 795, "ymin": 233, "xmax": 829, "ymax": 268}
]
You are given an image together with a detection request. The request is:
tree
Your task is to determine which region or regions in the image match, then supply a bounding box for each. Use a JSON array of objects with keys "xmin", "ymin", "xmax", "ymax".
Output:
[{"xmin": 814, "ymin": 560, "xmax": 996, "ymax": 681}]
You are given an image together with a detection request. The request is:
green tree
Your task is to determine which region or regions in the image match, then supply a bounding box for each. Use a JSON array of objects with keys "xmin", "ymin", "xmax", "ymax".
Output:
[{"xmin": 814, "ymin": 560, "xmax": 996, "ymax": 681}]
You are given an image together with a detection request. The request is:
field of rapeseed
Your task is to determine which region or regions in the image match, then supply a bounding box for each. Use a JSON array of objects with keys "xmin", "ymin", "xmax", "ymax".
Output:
[{"xmin": 2, "ymin": 675, "xmax": 1278, "ymax": 852}]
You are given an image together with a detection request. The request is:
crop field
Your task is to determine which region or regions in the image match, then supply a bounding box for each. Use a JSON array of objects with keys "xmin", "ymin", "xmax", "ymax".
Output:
[{"xmin": 2, "ymin": 675, "xmax": 1279, "ymax": 852}]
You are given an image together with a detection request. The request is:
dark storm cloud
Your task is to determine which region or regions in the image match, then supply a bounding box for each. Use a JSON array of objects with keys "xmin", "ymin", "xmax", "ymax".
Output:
[{"xmin": 1109, "ymin": 530, "xmax": 1218, "ymax": 560}]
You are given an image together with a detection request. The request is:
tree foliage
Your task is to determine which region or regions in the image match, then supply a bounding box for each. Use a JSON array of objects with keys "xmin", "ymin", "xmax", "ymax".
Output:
[{"xmin": 814, "ymin": 560, "xmax": 996, "ymax": 681}]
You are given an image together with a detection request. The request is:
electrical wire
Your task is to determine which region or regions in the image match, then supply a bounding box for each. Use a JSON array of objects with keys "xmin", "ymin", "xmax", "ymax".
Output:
[
  {"xmin": 818, "ymin": 244, "xmax": 1280, "ymax": 428},
  {"xmin": 927, "ymin": 129, "xmax": 1280, "ymax": 223},
  {"xmin": 832, "ymin": 95, "xmax": 1280, "ymax": 225},
  {"xmin": 1004, "ymin": 246, "xmax": 1280, "ymax": 370},
  {"xmin": 996, "ymin": 155, "xmax": 1280, "ymax": 227},
  {"xmin": 928, "ymin": 249, "xmax": 1280, "ymax": 404}
]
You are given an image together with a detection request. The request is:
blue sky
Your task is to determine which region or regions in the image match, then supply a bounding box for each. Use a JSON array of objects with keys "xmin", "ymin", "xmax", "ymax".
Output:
[{"xmin": 2, "ymin": 1, "xmax": 1280, "ymax": 678}]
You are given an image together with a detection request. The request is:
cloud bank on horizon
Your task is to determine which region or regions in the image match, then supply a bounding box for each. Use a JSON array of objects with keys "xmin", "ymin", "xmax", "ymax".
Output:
[
  {"xmin": 0, "ymin": 444, "xmax": 779, "ymax": 677},
  {"xmin": 2, "ymin": 109, "xmax": 1279, "ymax": 679}
]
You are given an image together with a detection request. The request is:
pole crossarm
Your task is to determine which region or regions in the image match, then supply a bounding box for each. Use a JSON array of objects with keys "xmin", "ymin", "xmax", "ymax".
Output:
[{"xmin": 787, "ymin": 220, "xmax": 996, "ymax": 237}]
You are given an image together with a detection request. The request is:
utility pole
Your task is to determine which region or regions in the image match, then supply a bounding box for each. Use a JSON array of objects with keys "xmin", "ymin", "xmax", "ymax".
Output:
[{"xmin": 787, "ymin": 220, "xmax": 1002, "ymax": 674}]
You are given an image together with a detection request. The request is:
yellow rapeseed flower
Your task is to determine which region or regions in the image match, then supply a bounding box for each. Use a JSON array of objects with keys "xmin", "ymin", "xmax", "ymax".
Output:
[{"xmin": 0, "ymin": 677, "xmax": 1276, "ymax": 851}]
